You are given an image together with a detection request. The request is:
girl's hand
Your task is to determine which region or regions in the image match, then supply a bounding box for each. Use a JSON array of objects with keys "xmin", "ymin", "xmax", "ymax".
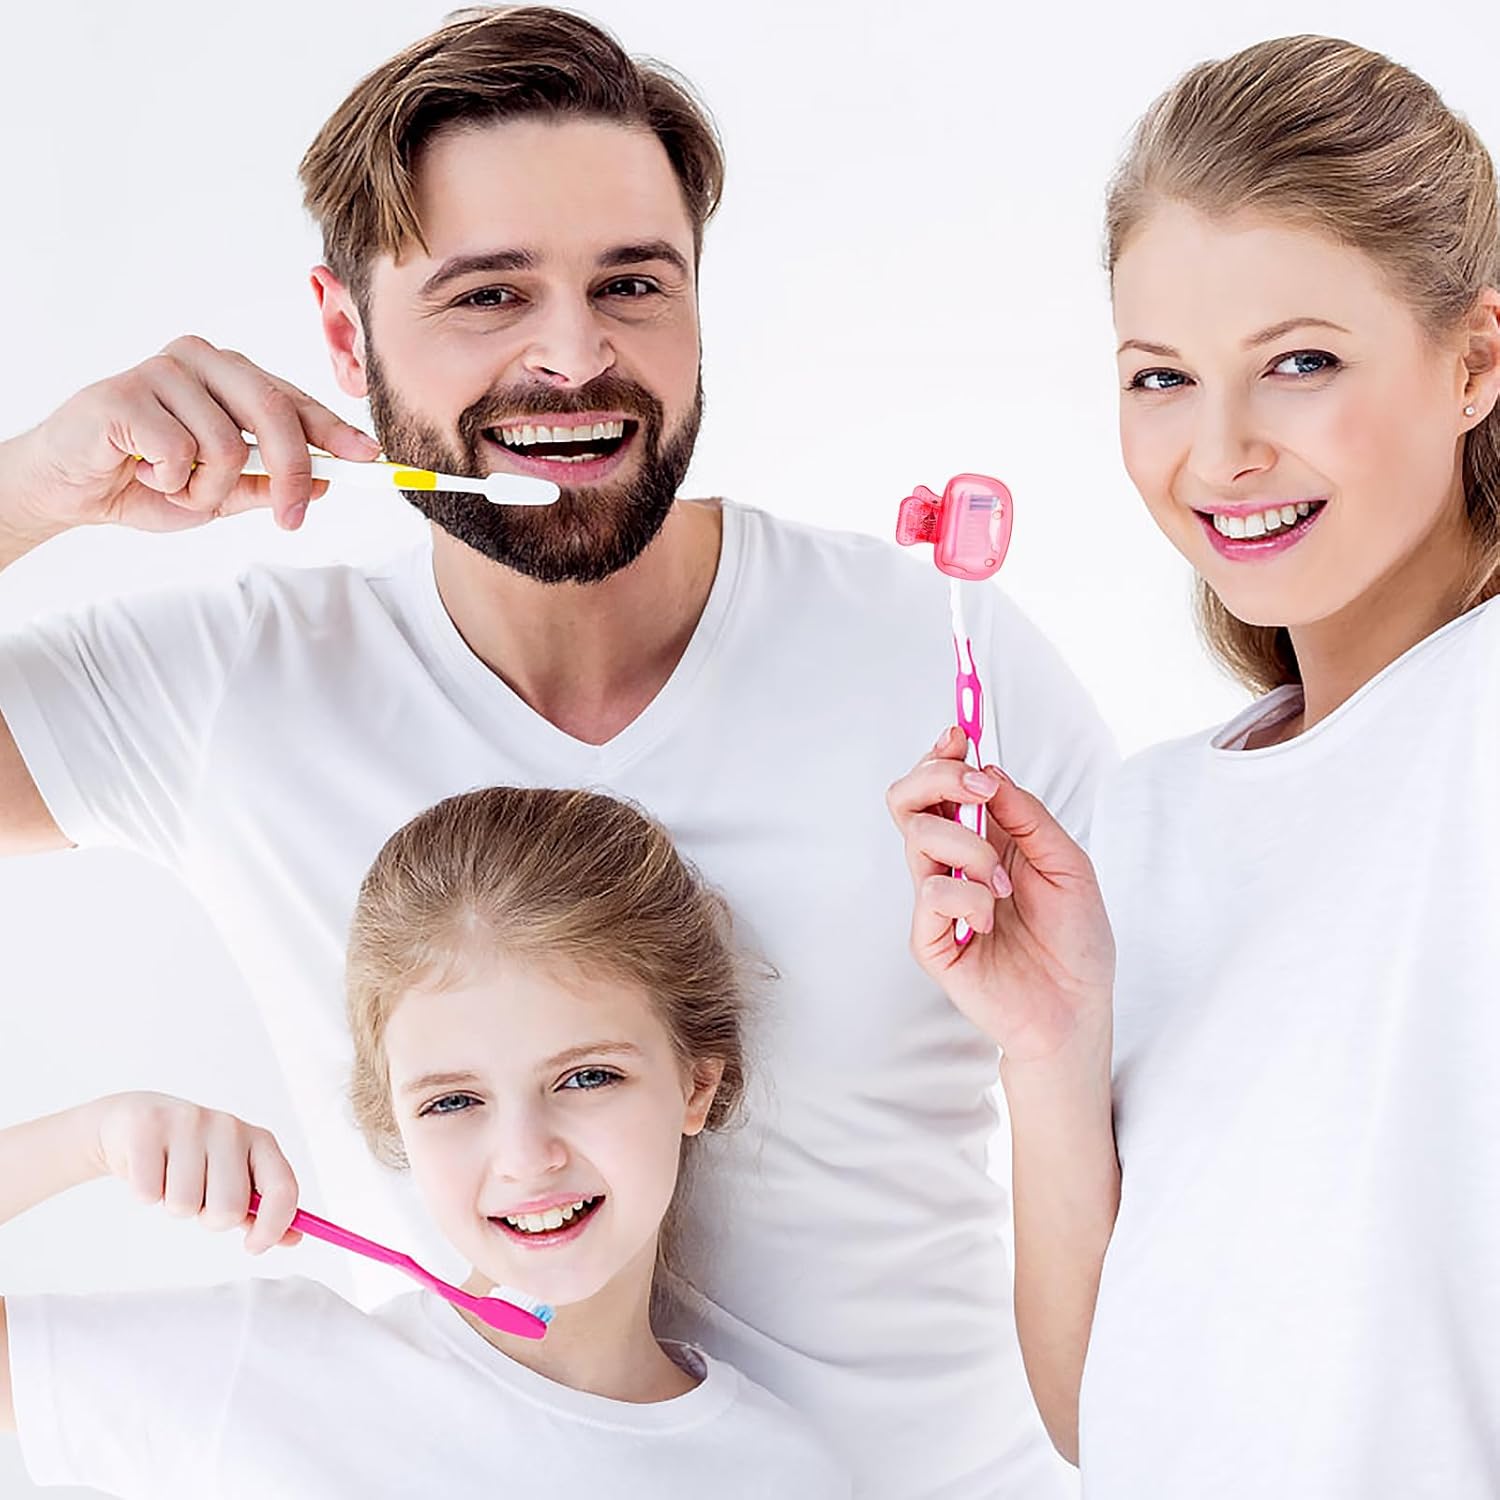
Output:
[
  {"xmin": 89, "ymin": 1092, "xmax": 301, "ymax": 1254},
  {"xmin": 887, "ymin": 727, "xmax": 1116, "ymax": 1063}
]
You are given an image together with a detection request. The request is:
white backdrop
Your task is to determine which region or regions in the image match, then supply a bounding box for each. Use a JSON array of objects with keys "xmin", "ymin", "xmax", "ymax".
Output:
[{"xmin": 2, "ymin": 2, "xmax": 1496, "ymax": 1495}]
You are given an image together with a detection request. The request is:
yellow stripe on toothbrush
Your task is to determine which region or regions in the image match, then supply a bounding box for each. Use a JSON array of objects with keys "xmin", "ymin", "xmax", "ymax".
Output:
[{"xmin": 390, "ymin": 467, "xmax": 438, "ymax": 490}]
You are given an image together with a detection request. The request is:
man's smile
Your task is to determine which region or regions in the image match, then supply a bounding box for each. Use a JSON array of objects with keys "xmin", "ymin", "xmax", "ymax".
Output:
[{"xmin": 481, "ymin": 410, "xmax": 638, "ymax": 484}]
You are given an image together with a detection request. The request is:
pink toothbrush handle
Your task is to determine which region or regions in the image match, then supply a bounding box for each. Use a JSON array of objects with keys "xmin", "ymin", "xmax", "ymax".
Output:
[
  {"xmin": 953, "ymin": 634, "xmax": 987, "ymax": 947},
  {"xmin": 246, "ymin": 1193, "xmax": 550, "ymax": 1340}
]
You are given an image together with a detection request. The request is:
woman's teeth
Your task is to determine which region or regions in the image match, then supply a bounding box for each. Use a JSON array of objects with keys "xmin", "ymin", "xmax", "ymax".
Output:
[
  {"xmin": 1211, "ymin": 501, "xmax": 1315, "ymax": 539},
  {"xmin": 501, "ymin": 1197, "xmax": 599, "ymax": 1234}
]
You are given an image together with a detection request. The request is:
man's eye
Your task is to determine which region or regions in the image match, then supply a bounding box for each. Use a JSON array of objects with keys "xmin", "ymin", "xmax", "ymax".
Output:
[
  {"xmin": 1271, "ymin": 349, "xmax": 1340, "ymax": 377},
  {"xmin": 1127, "ymin": 368, "xmax": 1189, "ymax": 393},
  {"xmin": 420, "ymin": 1092, "xmax": 480, "ymax": 1117},
  {"xmin": 559, "ymin": 1068, "xmax": 621, "ymax": 1092},
  {"xmin": 600, "ymin": 277, "xmax": 657, "ymax": 299},
  {"xmin": 459, "ymin": 287, "xmax": 518, "ymax": 309}
]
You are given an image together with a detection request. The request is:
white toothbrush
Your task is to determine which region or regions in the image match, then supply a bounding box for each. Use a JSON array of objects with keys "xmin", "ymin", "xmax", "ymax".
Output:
[{"xmin": 239, "ymin": 442, "xmax": 560, "ymax": 505}]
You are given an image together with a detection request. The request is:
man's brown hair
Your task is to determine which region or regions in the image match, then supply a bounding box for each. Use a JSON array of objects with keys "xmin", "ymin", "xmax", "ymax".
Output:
[{"xmin": 299, "ymin": 6, "xmax": 725, "ymax": 303}]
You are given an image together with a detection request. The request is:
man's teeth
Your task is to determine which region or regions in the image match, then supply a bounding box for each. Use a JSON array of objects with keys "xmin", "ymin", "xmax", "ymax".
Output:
[
  {"xmin": 1212, "ymin": 501, "xmax": 1314, "ymax": 539},
  {"xmin": 501, "ymin": 1197, "xmax": 598, "ymax": 1234},
  {"xmin": 497, "ymin": 420, "xmax": 625, "ymax": 448}
]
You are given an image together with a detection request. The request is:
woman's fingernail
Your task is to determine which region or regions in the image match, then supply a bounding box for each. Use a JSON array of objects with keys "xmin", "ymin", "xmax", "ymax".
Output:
[
  {"xmin": 985, "ymin": 765, "xmax": 1012, "ymax": 786},
  {"xmin": 933, "ymin": 727, "xmax": 955, "ymax": 753},
  {"xmin": 992, "ymin": 866, "xmax": 1013, "ymax": 897},
  {"xmin": 963, "ymin": 770, "xmax": 1000, "ymax": 797},
  {"xmin": 285, "ymin": 502, "xmax": 308, "ymax": 530}
]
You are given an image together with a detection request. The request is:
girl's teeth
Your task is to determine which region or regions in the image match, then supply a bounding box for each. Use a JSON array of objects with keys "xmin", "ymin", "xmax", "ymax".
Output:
[{"xmin": 503, "ymin": 1198, "xmax": 594, "ymax": 1234}]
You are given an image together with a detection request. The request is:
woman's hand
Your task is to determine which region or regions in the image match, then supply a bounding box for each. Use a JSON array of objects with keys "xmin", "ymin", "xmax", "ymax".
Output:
[
  {"xmin": 887, "ymin": 726, "xmax": 1116, "ymax": 1062},
  {"xmin": 89, "ymin": 1092, "xmax": 301, "ymax": 1254}
]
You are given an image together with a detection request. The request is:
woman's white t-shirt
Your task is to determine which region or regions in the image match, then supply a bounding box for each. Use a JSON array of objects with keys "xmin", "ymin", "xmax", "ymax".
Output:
[
  {"xmin": 1080, "ymin": 597, "xmax": 1500, "ymax": 1497},
  {"xmin": 7, "ymin": 1275, "xmax": 851, "ymax": 1498}
]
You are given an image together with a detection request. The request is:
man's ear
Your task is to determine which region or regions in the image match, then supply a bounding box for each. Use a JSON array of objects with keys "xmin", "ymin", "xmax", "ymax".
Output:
[{"xmin": 310, "ymin": 266, "xmax": 369, "ymax": 399}]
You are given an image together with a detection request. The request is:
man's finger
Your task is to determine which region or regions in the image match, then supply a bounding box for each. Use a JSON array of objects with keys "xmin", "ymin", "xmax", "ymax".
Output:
[{"xmin": 288, "ymin": 389, "xmax": 381, "ymax": 463}]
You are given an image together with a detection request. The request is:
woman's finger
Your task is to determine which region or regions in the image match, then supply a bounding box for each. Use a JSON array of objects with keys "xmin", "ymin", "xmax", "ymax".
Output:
[
  {"xmin": 903, "ymin": 809, "xmax": 1003, "ymax": 888},
  {"xmin": 912, "ymin": 872, "xmax": 996, "ymax": 958},
  {"xmin": 983, "ymin": 771, "xmax": 1094, "ymax": 883}
]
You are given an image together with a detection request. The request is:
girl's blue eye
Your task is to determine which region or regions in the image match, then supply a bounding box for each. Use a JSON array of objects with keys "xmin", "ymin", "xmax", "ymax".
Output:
[
  {"xmin": 1128, "ymin": 368, "xmax": 1189, "ymax": 393},
  {"xmin": 420, "ymin": 1092, "xmax": 480, "ymax": 1117},
  {"xmin": 1272, "ymin": 349, "xmax": 1340, "ymax": 377},
  {"xmin": 560, "ymin": 1068, "xmax": 621, "ymax": 1092}
]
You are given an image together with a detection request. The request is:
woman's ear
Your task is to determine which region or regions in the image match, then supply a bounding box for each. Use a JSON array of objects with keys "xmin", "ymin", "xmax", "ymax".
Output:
[
  {"xmin": 682, "ymin": 1058, "xmax": 726, "ymax": 1137},
  {"xmin": 1460, "ymin": 286, "xmax": 1500, "ymax": 423}
]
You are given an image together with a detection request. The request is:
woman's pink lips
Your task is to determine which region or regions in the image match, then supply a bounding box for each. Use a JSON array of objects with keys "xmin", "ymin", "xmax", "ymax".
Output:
[
  {"xmin": 488, "ymin": 1198, "xmax": 604, "ymax": 1251},
  {"xmin": 1196, "ymin": 503, "xmax": 1326, "ymax": 561}
]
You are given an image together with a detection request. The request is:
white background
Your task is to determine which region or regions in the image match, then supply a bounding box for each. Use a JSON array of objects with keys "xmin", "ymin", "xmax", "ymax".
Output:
[{"xmin": 1, "ymin": 2, "xmax": 1495, "ymax": 1495}]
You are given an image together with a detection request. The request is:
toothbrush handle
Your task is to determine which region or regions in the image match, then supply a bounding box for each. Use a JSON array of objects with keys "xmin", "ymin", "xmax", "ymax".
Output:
[
  {"xmin": 240, "ymin": 447, "xmax": 379, "ymax": 490},
  {"xmin": 247, "ymin": 1192, "xmax": 415, "ymax": 1275},
  {"xmin": 953, "ymin": 633, "xmax": 987, "ymax": 947}
]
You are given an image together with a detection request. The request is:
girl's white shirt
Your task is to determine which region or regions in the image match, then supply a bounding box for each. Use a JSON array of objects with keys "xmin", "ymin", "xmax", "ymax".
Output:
[
  {"xmin": 7, "ymin": 1275, "xmax": 851, "ymax": 1497},
  {"xmin": 1081, "ymin": 596, "xmax": 1500, "ymax": 1497}
]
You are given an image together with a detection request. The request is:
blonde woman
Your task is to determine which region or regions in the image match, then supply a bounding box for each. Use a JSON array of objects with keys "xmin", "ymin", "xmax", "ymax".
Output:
[
  {"xmin": 0, "ymin": 788, "xmax": 849, "ymax": 1497},
  {"xmin": 888, "ymin": 35, "xmax": 1500, "ymax": 1498}
]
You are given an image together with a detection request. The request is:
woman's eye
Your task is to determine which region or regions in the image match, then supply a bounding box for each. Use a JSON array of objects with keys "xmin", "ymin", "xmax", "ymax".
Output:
[
  {"xmin": 560, "ymin": 1068, "xmax": 621, "ymax": 1092},
  {"xmin": 1127, "ymin": 368, "xmax": 1189, "ymax": 393},
  {"xmin": 1271, "ymin": 349, "xmax": 1340, "ymax": 377},
  {"xmin": 420, "ymin": 1092, "xmax": 480, "ymax": 1117},
  {"xmin": 599, "ymin": 277, "xmax": 657, "ymax": 299}
]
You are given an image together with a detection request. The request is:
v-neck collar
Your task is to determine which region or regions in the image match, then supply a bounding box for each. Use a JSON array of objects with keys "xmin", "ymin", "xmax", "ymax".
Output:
[{"xmin": 404, "ymin": 499, "xmax": 746, "ymax": 776}]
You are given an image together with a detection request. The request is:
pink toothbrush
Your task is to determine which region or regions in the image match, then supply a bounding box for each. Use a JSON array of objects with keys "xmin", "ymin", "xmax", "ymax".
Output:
[
  {"xmin": 248, "ymin": 1192, "xmax": 553, "ymax": 1339},
  {"xmin": 896, "ymin": 474, "xmax": 1015, "ymax": 945}
]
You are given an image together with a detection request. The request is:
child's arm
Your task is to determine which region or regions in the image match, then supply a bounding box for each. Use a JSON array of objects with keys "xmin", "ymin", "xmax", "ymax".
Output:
[{"xmin": 0, "ymin": 1092, "xmax": 301, "ymax": 1431}]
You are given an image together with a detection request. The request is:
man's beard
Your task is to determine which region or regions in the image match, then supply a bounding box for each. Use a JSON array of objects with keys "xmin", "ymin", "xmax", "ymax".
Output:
[{"xmin": 365, "ymin": 350, "xmax": 702, "ymax": 585}]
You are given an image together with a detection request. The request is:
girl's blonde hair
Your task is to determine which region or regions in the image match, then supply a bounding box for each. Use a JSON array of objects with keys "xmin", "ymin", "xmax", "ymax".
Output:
[
  {"xmin": 345, "ymin": 787, "xmax": 747, "ymax": 1175},
  {"xmin": 1105, "ymin": 35, "xmax": 1500, "ymax": 694}
]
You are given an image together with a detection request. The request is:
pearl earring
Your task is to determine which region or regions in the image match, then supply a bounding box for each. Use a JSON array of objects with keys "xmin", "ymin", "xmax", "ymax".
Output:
[{"xmin": 1465, "ymin": 404, "xmax": 1477, "ymax": 416}]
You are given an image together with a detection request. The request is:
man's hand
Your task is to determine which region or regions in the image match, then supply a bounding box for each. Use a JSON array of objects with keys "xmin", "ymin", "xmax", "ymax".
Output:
[{"xmin": 2, "ymin": 334, "xmax": 378, "ymax": 545}]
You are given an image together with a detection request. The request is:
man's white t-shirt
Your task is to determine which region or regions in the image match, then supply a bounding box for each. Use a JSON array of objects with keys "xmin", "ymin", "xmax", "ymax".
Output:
[
  {"xmin": 7, "ymin": 1275, "xmax": 850, "ymax": 1497},
  {"xmin": 1081, "ymin": 597, "xmax": 1500, "ymax": 1498},
  {"xmin": 0, "ymin": 501, "xmax": 1115, "ymax": 1499}
]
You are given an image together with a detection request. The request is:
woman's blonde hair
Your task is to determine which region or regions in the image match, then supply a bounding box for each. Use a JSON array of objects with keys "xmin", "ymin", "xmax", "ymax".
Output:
[
  {"xmin": 1105, "ymin": 35, "xmax": 1500, "ymax": 693},
  {"xmin": 345, "ymin": 786, "xmax": 747, "ymax": 1181}
]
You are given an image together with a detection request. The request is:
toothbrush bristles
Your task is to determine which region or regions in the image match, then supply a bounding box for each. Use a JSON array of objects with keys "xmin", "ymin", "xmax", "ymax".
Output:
[{"xmin": 495, "ymin": 1285, "xmax": 555, "ymax": 1324}]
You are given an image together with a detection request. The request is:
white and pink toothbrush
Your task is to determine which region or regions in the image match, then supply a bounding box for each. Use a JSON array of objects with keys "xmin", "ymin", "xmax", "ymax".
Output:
[
  {"xmin": 897, "ymin": 474, "xmax": 1015, "ymax": 945},
  {"xmin": 248, "ymin": 1192, "xmax": 552, "ymax": 1339}
]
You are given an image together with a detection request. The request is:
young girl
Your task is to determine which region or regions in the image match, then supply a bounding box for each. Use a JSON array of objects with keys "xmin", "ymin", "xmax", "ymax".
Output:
[
  {"xmin": 0, "ymin": 786, "xmax": 850, "ymax": 1497},
  {"xmin": 889, "ymin": 34, "xmax": 1500, "ymax": 1500}
]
